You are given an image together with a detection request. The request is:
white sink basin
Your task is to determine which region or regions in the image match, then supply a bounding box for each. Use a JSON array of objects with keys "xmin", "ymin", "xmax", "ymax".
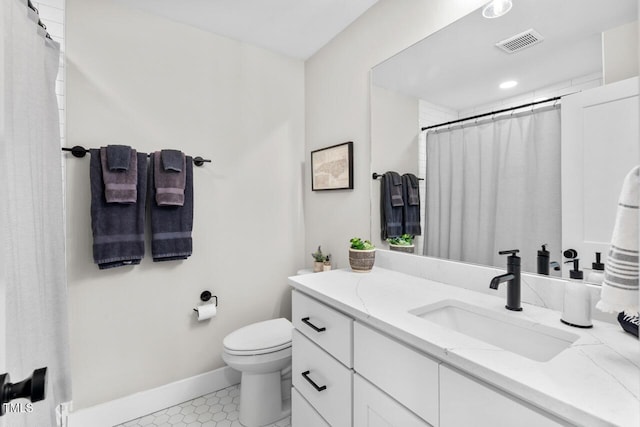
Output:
[{"xmin": 409, "ymin": 299, "xmax": 579, "ymax": 362}]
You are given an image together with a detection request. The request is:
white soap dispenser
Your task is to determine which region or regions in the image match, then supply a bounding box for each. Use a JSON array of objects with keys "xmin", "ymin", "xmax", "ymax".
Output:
[
  {"xmin": 561, "ymin": 259, "xmax": 593, "ymax": 328},
  {"xmin": 586, "ymin": 252, "xmax": 605, "ymax": 285}
]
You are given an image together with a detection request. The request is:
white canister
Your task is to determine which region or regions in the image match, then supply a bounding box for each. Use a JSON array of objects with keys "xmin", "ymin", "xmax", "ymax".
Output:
[{"xmin": 561, "ymin": 280, "xmax": 593, "ymax": 328}]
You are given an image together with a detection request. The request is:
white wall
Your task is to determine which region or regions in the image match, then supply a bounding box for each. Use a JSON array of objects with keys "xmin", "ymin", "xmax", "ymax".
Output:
[
  {"xmin": 305, "ymin": 0, "xmax": 486, "ymax": 267},
  {"xmin": 370, "ymin": 85, "xmax": 419, "ymax": 249},
  {"xmin": 66, "ymin": 0, "xmax": 305, "ymax": 409},
  {"xmin": 603, "ymin": 21, "xmax": 639, "ymax": 85}
]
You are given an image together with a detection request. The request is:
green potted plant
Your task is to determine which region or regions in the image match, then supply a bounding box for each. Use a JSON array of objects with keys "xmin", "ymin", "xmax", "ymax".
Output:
[
  {"xmin": 349, "ymin": 237, "xmax": 376, "ymax": 273},
  {"xmin": 311, "ymin": 246, "xmax": 330, "ymax": 272},
  {"xmin": 387, "ymin": 234, "xmax": 415, "ymax": 254}
]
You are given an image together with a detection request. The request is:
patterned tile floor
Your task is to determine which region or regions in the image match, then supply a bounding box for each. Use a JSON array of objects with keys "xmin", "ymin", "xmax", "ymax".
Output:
[{"xmin": 115, "ymin": 384, "xmax": 291, "ymax": 427}]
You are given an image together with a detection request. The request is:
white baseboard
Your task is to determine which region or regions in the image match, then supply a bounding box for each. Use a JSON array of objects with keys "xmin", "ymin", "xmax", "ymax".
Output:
[{"xmin": 67, "ymin": 366, "xmax": 240, "ymax": 427}]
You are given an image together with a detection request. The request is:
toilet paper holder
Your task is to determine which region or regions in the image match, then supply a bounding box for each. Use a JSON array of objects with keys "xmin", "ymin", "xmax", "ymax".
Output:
[{"xmin": 194, "ymin": 290, "xmax": 218, "ymax": 310}]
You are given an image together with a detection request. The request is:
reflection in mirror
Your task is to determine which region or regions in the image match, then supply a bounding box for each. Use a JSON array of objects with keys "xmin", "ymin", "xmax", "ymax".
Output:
[{"xmin": 370, "ymin": 0, "xmax": 638, "ymax": 277}]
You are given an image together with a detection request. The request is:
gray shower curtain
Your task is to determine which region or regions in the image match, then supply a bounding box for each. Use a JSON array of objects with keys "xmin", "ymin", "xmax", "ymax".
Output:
[
  {"xmin": 423, "ymin": 107, "xmax": 562, "ymax": 272},
  {"xmin": 0, "ymin": 0, "xmax": 72, "ymax": 426}
]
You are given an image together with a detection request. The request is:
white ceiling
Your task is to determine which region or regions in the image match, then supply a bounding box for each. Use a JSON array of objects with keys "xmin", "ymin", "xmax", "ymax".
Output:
[
  {"xmin": 372, "ymin": 0, "xmax": 638, "ymax": 111},
  {"xmin": 119, "ymin": 0, "xmax": 380, "ymax": 59}
]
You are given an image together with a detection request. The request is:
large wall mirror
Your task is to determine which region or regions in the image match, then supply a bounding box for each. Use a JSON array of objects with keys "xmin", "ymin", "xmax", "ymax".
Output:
[{"xmin": 370, "ymin": 0, "xmax": 638, "ymax": 279}]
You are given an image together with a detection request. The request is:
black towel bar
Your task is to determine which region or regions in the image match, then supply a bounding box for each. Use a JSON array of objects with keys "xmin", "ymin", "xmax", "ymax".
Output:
[
  {"xmin": 372, "ymin": 172, "xmax": 424, "ymax": 180},
  {"xmin": 61, "ymin": 145, "xmax": 211, "ymax": 167}
]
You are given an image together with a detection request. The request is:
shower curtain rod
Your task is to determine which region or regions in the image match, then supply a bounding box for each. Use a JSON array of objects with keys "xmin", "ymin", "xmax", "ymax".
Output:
[
  {"xmin": 27, "ymin": 0, "xmax": 52, "ymax": 40},
  {"xmin": 61, "ymin": 146, "xmax": 212, "ymax": 167},
  {"xmin": 421, "ymin": 95, "xmax": 562, "ymax": 132}
]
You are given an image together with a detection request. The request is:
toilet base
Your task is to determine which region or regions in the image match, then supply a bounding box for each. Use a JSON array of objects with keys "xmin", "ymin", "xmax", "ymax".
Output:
[{"xmin": 238, "ymin": 371, "xmax": 290, "ymax": 427}]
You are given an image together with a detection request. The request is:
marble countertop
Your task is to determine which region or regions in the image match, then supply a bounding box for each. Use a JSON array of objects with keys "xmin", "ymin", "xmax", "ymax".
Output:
[{"xmin": 288, "ymin": 267, "xmax": 640, "ymax": 427}]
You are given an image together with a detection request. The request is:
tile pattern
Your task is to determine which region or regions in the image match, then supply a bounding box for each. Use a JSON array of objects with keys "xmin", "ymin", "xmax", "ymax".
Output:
[{"xmin": 114, "ymin": 384, "xmax": 291, "ymax": 427}]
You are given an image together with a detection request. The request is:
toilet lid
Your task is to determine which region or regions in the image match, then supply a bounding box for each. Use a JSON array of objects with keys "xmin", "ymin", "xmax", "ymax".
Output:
[{"xmin": 223, "ymin": 318, "xmax": 293, "ymax": 355}]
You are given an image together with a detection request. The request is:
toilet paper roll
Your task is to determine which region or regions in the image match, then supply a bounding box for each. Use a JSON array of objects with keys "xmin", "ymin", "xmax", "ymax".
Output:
[{"xmin": 194, "ymin": 303, "xmax": 217, "ymax": 321}]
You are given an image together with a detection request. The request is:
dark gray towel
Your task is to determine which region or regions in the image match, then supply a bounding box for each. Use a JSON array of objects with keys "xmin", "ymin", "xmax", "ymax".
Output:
[
  {"xmin": 101, "ymin": 146, "xmax": 138, "ymax": 204},
  {"xmin": 402, "ymin": 173, "xmax": 422, "ymax": 236},
  {"xmin": 150, "ymin": 152, "xmax": 193, "ymax": 262},
  {"xmin": 91, "ymin": 149, "xmax": 146, "ymax": 269},
  {"xmin": 381, "ymin": 172, "xmax": 403, "ymax": 240},
  {"xmin": 161, "ymin": 149, "xmax": 184, "ymax": 172},
  {"xmin": 106, "ymin": 144, "xmax": 131, "ymax": 171},
  {"xmin": 404, "ymin": 173, "xmax": 420, "ymax": 206},
  {"xmin": 388, "ymin": 171, "xmax": 404, "ymax": 207},
  {"xmin": 154, "ymin": 150, "xmax": 186, "ymax": 206}
]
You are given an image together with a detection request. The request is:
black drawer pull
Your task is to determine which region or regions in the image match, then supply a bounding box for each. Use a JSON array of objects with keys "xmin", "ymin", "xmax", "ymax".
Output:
[
  {"xmin": 301, "ymin": 370, "xmax": 327, "ymax": 392},
  {"xmin": 301, "ymin": 317, "xmax": 326, "ymax": 332}
]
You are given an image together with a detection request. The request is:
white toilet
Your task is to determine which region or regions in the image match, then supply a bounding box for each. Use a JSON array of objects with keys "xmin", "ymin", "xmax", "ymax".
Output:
[{"xmin": 222, "ymin": 318, "xmax": 293, "ymax": 427}]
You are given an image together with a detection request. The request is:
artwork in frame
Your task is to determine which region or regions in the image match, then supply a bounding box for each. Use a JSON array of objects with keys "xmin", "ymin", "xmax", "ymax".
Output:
[{"xmin": 311, "ymin": 141, "xmax": 354, "ymax": 191}]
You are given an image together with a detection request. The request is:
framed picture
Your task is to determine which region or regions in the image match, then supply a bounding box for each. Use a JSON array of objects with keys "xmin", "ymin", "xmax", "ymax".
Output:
[{"xmin": 311, "ymin": 141, "xmax": 354, "ymax": 191}]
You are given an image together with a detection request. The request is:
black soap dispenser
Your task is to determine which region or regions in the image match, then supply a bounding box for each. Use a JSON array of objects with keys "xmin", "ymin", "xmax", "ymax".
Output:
[{"xmin": 537, "ymin": 244, "xmax": 550, "ymax": 275}]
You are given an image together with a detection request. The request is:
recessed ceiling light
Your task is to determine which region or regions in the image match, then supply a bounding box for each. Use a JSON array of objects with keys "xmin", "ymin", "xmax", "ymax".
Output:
[
  {"xmin": 482, "ymin": 0, "xmax": 513, "ymax": 19},
  {"xmin": 499, "ymin": 80, "xmax": 518, "ymax": 89}
]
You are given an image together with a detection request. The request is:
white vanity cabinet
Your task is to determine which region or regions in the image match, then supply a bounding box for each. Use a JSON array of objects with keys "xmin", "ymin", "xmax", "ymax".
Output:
[
  {"xmin": 439, "ymin": 366, "xmax": 567, "ymax": 427},
  {"xmin": 291, "ymin": 289, "xmax": 570, "ymax": 427},
  {"xmin": 353, "ymin": 374, "xmax": 431, "ymax": 427}
]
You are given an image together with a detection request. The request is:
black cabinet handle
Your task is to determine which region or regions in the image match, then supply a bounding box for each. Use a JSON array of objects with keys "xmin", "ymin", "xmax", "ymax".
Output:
[
  {"xmin": 301, "ymin": 370, "xmax": 327, "ymax": 392},
  {"xmin": 301, "ymin": 317, "xmax": 326, "ymax": 332}
]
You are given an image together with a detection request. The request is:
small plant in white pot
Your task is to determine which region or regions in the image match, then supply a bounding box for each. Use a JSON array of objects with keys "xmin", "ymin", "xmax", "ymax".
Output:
[
  {"xmin": 349, "ymin": 238, "xmax": 376, "ymax": 273},
  {"xmin": 323, "ymin": 254, "xmax": 332, "ymax": 271},
  {"xmin": 387, "ymin": 234, "xmax": 415, "ymax": 254},
  {"xmin": 311, "ymin": 246, "xmax": 330, "ymax": 272}
]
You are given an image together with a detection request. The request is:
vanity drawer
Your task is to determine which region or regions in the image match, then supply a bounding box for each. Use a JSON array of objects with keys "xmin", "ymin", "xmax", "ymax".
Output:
[
  {"xmin": 292, "ymin": 290, "xmax": 353, "ymax": 367},
  {"xmin": 354, "ymin": 322, "xmax": 439, "ymax": 426},
  {"xmin": 292, "ymin": 330, "xmax": 352, "ymax": 427},
  {"xmin": 291, "ymin": 388, "xmax": 330, "ymax": 427}
]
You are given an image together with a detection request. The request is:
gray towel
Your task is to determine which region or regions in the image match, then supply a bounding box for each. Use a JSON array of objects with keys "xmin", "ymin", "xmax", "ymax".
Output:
[
  {"xmin": 388, "ymin": 171, "xmax": 404, "ymax": 207},
  {"xmin": 150, "ymin": 152, "xmax": 193, "ymax": 262},
  {"xmin": 381, "ymin": 172, "xmax": 404, "ymax": 240},
  {"xmin": 106, "ymin": 144, "xmax": 131, "ymax": 171},
  {"xmin": 402, "ymin": 173, "xmax": 422, "ymax": 236},
  {"xmin": 91, "ymin": 149, "xmax": 146, "ymax": 269},
  {"xmin": 403, "ymin": 173, "xmax": 420, "ymax": 206},
  {"xmin": 161, "ymin": 149, "xmax": 184, "ymax": 172},
  {"xmin": 101, "ymin": 146, "xmax": 138, "ymax": 204},
  {"xmin": 154, "ymin": 150, "xmax": 186, "ymax": 206}
]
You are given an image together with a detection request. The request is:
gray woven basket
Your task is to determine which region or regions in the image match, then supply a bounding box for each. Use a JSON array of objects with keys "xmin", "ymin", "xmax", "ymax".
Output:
[
  {"xmin": 349, "ymin": 248, "xmax": 375, "ymax": 273},
  {"xmin": 389, "ymin": 244, "xmax": 415, "ymax": 254}
]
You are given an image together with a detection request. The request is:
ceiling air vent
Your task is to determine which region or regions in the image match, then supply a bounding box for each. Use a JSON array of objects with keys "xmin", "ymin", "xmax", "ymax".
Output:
[{"xmin": 496, "ymin": 29, "xmax": 543, "ymax": 53}]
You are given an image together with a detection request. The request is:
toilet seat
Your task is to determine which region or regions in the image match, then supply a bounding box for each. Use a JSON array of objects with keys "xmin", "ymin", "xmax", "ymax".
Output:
[{"xmin": 223, "ymin": 318, "xmax": 292, "ymax": 356}]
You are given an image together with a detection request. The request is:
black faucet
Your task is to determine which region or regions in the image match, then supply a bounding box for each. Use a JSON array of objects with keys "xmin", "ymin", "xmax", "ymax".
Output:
[{"xmin": 490, "ymin": 249, "xmax": 522, "ymax": 311}]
